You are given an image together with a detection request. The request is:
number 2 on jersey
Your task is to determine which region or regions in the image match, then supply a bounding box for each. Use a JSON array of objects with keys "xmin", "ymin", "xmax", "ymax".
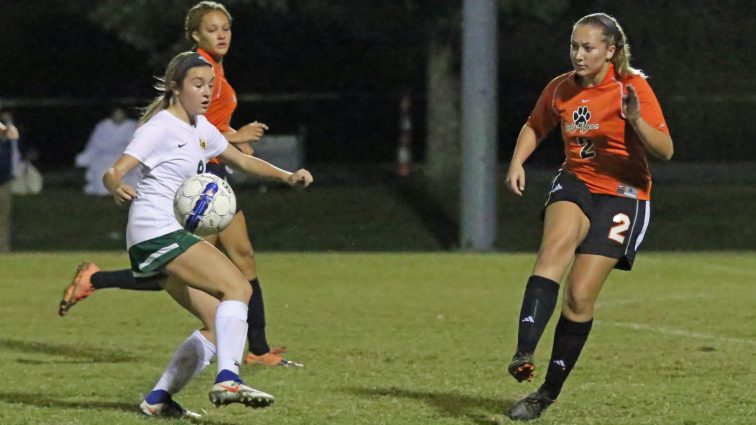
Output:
[
  {"xmin": 576, "ymin": 137, "xmax": 596, "ymax": 159},
  {"xmin": 608, "ymin": 213, "xmax": 630, "ymax": 244}
]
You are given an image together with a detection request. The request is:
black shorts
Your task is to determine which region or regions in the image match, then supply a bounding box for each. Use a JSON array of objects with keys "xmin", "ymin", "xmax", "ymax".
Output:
[
  {"xmin": 206, "ymin": 162, "xmax": 242, "ymax": 214},
  {"xmin": 543, "ymin": 170, "xmax": 651, "ymax": 271}
]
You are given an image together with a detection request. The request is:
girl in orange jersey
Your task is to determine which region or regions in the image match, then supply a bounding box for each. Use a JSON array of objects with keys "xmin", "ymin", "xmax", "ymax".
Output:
[
  {"xmin": 504, "ymin": 13, "xmax": 673, "ymax": 421},
  {"xmin": 59, "ymin": 1, "xmax": 301, "ymax": 368}
]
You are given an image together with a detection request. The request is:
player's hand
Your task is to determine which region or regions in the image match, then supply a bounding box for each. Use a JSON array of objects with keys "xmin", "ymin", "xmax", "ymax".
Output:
[
  {"xmin": 113, "ymin": 184, "xmax": 137, "ymax": 206},
  {"xmin": 622, "ymin": 84, "xmax": 641, "ymax": 123},
  {"xmin": 0, "ymin": 123, "xmax": 19, "ymax": 140},
  {"xmin": 236, "ymin": 121, "xmax": 269, "ymax": 142},
  {"xmin": 287, "ymin": 169, "xmax": 313, "ymax": 188},
  {"xmin": 505, "ymin": 163, "xmax": 526, "ymax": 196}
]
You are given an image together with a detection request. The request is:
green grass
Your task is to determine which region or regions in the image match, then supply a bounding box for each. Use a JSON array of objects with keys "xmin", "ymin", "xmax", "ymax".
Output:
[
  {"xmin": 12, "ymin": 181, "xmax": 756, "ymax": 251},
  {"xmin": 12, "ymin": 185, "xmax": 442, "ymax": 251},
  {"xmin": 0, "ymin": 252, "xmax": 753, "ymax": 424}
]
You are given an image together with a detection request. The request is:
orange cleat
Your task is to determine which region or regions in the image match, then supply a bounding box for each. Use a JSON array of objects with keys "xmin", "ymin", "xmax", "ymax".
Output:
[
  {"xmin": 508, "ymin": 352, "xmax": 535, "ymax": 383},
  {"xmin": 58, "ymin": 261, "xmax": 99, "ymax": 317},
  {"xmin": 244, "ymin": 347, "xmax": 303, "ymax": 367}
]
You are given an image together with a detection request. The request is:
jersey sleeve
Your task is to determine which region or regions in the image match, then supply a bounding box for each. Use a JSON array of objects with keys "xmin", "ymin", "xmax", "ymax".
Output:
[
  {"xmin": 526, "ymin": 77, "xmax": 562, "ymax": 140},
  {"xmin": 629, "ymin": 76, "xmax": 670, "ymax": 134},
  {"xmin": 199, "ymin": 116, "xmax": 229, "ymax": 160},
  {"xmin": 123, "ymin": 122, "xmax": 164, "ymax": 169},
  {"xmin": 207, "ymin": 75, "xmax": 232, "ymax": 133}
]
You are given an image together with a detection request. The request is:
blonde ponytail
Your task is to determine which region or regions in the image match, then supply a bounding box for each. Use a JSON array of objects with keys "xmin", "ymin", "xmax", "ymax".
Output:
[
  {"xmin": 574, "ymin": 13, "xmax": 643, "ymax": 78},
  {"xmin": 138, "ymin": 89, "xmax": 171, "ymax": 126}
]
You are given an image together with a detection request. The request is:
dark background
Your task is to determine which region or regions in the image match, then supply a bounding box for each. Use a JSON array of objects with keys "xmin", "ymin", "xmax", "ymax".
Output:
[{"xmin": 3, "ymin": 0, "xmax": 755, "ymax": 171}]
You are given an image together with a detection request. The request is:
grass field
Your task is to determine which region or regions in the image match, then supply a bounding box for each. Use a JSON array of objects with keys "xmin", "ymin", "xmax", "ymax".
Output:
[
  {"xmin": 11, "ymin": 174, "xmax": 756, "ymax": 251},
  {"xmin": 0, "ymin": 252, "xmax": 753, "ymax": 425}
]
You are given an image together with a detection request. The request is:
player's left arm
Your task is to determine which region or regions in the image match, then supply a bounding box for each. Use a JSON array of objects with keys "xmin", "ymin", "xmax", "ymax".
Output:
[
  {"xmin": 623, "ymin": 83, "xmax": 674, "ymax": 160},
  {"xmin": 217, "ymin": 144, "xmax": 312, "ymax": 187}
]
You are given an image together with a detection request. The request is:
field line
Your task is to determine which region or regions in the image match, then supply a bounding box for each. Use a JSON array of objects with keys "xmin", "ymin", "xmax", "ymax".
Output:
[
  {"xmin": 598, "ymin": 321, "xmax": 756, "ymax": 346},
  {"xmin": 700, "ymin": 263, "xmax": 756, "ymax": 276},
  {"xmin": 596, "ymin": 294, "xmax": 710, "ymax": 308}
]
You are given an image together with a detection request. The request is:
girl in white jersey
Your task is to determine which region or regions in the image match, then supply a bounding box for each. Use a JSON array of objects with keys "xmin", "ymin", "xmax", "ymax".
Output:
[{"xmin": 104, "ymin": 51, "xmax": 313, "ymax": 418}]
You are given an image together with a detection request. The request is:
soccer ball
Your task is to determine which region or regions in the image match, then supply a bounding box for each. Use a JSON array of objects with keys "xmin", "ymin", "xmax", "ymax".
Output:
[{"xmin": 173, "ymin": 173, "xmax": 236, "ymax": 236}]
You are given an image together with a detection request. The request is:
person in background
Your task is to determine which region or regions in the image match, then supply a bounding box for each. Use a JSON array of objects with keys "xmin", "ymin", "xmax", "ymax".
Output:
[
  {"xmin": 59, "ymin": 1, "xmax": 301, "ymax": 368},
  {"xmin": 76, "ymin": 106, "xmax": 138, "ymax": 196},
  {"xmin": 503, "ymin": 13, "xmax": 673, "ymax": 421},
  {"xmin": 0, "ymin": 100, "xmax": 20, "ymax": 252}
]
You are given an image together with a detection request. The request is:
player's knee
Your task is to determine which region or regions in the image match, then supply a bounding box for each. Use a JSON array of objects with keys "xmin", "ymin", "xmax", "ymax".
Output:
[
  {"xmin": 228, "ymin": 244, "xmax": 256, "ymax": 269},
  {"xmin": 534, "ymin": 244, "xmax": 573, "ymax": 278},
  {"xmin": 563, "ymin": 289, "xmax": 595, "ymax": 317},
  {"xmin": 218, "ymin": 278, "xmax": 252, "ymax": 302},
  {"xmin": 539, "ymin": 235, "xmax": 575, "ymax": 259},
  {"xmin": 236, "ymin": 280, "xmax": 253, "ymax": 301}
]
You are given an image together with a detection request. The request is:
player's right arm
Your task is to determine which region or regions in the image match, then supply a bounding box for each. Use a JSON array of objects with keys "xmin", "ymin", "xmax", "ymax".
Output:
[
  {"xmin": 103, "ymin": 154, "xmax": 140, "ymax": 206},
  {"xmin": 505, "ymin": 124, "xmax": 539, "ymax": 196},
  {"xmin": 505, "ymin": 75, "xmax": 564, "ymax": 196}
]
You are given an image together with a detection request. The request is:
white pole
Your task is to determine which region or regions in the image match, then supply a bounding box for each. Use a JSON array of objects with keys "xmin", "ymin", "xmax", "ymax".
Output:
[{"xmin": 461, "ymin": 0, "xmax": 499, "ymax": 251}]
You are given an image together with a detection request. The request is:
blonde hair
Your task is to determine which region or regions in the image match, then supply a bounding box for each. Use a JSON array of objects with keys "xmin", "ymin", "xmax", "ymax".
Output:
[
  {"xmin": 139, "ymin": 52, "xmax": 213, "ymax": 125},
  {"xmin": 574, "ymin": 13, "xmax": 643, "ymax": 78},
  {"xmin": 185, "ymin": 1, "xmax": 233, "ymax": 45}
]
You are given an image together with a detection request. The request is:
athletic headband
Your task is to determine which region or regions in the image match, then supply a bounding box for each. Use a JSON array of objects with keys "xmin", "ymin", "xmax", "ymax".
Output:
[
  {"xmin": 161, "ymin": 53, "xmax": 213, "ymax": 98},
  {"xmin": 175, "ymin": 52, "xmax": 212, "ymax": 79}
]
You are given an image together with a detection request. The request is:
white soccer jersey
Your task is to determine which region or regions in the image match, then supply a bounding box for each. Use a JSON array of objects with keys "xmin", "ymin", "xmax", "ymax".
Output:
[{"xmin": 123, "ymin": 110, "xmax": 229, "ymax": 247}]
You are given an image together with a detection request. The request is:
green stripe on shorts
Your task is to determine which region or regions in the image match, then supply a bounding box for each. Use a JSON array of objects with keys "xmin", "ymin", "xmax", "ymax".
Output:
[{"xmin": 128, "ymin": 230, "xmax": 202, "ymax": 274}]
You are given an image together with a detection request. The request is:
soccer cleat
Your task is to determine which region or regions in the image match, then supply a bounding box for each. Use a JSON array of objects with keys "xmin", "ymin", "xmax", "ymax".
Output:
[
  {"xmin": 506, "ymin": 390, "xmax": 555, "ymax": 421},
  {"xmin": 508, "ymin": 352, "xmax": 535, "ymax": 383},
  {"xmin": 140, "ymin": 397, "xmax": 201, "ymax": 419},
  {"xmin": 209, "ymin": 380, "xmax": 275, "ymax": 408},
  {"xmin": 58, "ymin": 261, "xmax": 100, "ymax": 316},
  {"xmin": 244, "ymin": 348, "xmax": 303, "ymax": 368}
]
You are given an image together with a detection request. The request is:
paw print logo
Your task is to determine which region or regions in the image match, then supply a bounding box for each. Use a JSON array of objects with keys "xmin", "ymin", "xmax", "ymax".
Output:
[
  {"xmin": 566, "ymin": 105, "xmax": 599, "ymax": 134},
  {"xmin": 573, "ymin": 106, "xmax": 591, "ymax": 126}
]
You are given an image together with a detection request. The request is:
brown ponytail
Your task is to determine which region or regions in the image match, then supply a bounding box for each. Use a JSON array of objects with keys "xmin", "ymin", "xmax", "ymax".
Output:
[{"xmin": 138, "ymin": 52, "xmax": 212, "ymax": 126}]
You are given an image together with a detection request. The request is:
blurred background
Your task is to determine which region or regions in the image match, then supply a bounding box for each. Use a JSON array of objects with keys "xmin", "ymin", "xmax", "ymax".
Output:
[{"xmin": 2, "ymin": 0, "xmax": 755, "ymax": 252}]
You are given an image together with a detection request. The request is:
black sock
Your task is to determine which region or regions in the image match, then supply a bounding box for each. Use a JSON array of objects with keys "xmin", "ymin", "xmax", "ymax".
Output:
[
  {"xmin": 516, "ymin": 275, "xmax": 560, "ymax": 355},
  {"xmin": 247, "ymin": 278, "xmax": 270, "ymax": 355},
  {"xmin": 91, "ymin": 269, "xmax": 163, "ymax": 291},
  {"xmin": 540, "ymin": 315, "xmax": 593, "ymax": 400}
]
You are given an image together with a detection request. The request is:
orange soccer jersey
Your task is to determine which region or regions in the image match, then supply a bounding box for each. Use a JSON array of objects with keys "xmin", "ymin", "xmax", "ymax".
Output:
[
  {"xmin": 197, "ymin": 48, "xmax": 237, "ymax": 164},
  {"xmin": 527, "ymin": 64, "xmax": 669, "ymax": 200}
]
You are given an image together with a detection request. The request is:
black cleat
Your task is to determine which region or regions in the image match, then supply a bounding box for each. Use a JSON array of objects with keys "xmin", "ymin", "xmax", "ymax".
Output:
[
  {"xmin": 506, "ymin": 390, "xmax": 554, "ymax": 421},
  {"xmin": 508, "ymin": 352, "xmax": 535, "ymax": 383}
]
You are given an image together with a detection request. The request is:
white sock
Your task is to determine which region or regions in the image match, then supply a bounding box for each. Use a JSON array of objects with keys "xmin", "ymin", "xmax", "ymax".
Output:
[
  {"xmin": 153, "ymin": 330, "xmax": 216, "ymax": 394},
  {"xmin": 215, "ymin": 300, "xmax": 248, "ymax": 376}
]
